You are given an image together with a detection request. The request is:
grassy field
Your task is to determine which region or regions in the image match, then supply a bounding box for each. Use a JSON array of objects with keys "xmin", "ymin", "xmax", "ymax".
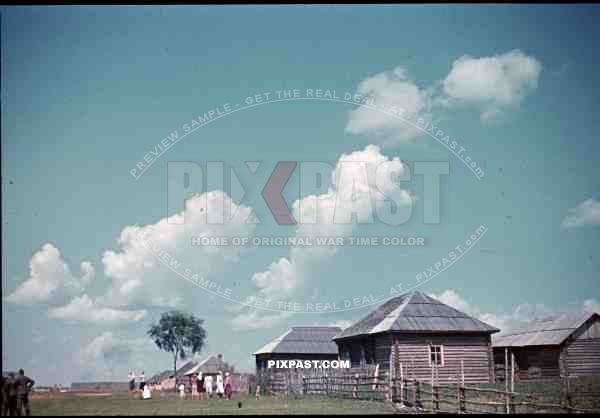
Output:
[
  {"xmin": 30, "ymin": 393, "xmax": 400, "ymax": 416},
  {"xmin": 29, "ymin": 377, "xmax": 600, "ymax": 415}
]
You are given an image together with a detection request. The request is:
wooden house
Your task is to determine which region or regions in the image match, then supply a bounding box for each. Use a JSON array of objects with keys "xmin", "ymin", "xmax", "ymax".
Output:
[
  {"xmin": 492, "ymin": 312, "xmax": 600, "ymax": 380},
  {"xmin": 333, "ymin": 290, "xmax": 500, "ymax": 384},
  {"xmin": 253, "ymin": 326, "xmax": 342, "ymax": 373}
]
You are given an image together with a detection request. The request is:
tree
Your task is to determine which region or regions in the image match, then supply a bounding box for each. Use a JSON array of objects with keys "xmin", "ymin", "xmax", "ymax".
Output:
[{"xmin": 147, "ymin": 310, "xmax": 207, "ymax": 388}]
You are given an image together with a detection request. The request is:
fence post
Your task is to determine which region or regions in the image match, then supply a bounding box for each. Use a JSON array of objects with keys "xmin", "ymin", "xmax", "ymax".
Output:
[
  {"xmin": 457, "ymin": 375, "xmax": 461, "ymax": 414},
  {"xmin": 399, "ymin": 362, "xmax": 404, "ymax": 405},
  {"xmin": 414, "ymin": 379, "xmax": 421, "ymax": 409},
  {"xmin": 386, "ymin": 369, "xmax": 394, "ymax": 402},
  {"xmin": 459, "ymin": 386, "xmax": 466, "ymax": 414}
]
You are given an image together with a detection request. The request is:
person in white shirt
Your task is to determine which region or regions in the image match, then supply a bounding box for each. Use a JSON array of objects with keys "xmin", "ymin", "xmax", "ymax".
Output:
[
  {"xmin": 178, "ymin": 383, "xmax": 186, "ymax": 400},
  {"xmin": 204, "ymin": 374, "xmax": 213, "ymax": 398},
  {"xmin": 142, "ymin": 385, "xmax": 152, "ymax": 400},
  {"xmin": 216, "ymin": 372, "xmax": 224, "ymax": 399}
]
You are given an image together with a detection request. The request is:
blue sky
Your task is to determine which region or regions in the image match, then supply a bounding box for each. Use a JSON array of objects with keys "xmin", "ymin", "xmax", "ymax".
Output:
[{"xmin": 2, "ymin": 5, "xmax": 599, "ymax": 385}]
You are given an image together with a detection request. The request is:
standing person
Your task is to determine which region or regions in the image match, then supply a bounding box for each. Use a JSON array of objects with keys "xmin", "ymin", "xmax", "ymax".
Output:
[
  {"xmin": 224, "ymin": 372, "xmax": 232, "ymax": 400},
  {"xmin": 15, "ymin": 369, "xmax": 34, "ymax": 416},
  {"xmin": 138, "ymin": 371, "xmax": 145, "ymax": 392},
  {"xmin": 190, "ymin": 373, "xmax": 198, "ymax": 400},
  {"xmin": 216, "ymin": 371, "xmax": 224, "ymax": 399},
  {"xmin": 1, "ymin": 376, "xmax": 4, "ymax": 417},
  {"xmin": 204, "ymin": 374, "xmax": 213, "ymax": 399},
  {"xmin": 197, "ymin": 372, "xmax": 204, "ymax": 401},
  {"xmin": 3, "ymin": 373, "xmax": 17, "ymax": 416},
  {"xmin": 128, "ymin": 371, "xmax": 136, "ymax": 395},
  {"xmin": 4, "ymin": 373, "xmax": 18, "ymax": 416}
]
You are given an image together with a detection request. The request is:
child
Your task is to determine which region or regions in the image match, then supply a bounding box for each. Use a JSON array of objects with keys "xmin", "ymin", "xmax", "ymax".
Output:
[{"xmin": 178, "ymin": 383, "xmax": 186, "ymax": 400}]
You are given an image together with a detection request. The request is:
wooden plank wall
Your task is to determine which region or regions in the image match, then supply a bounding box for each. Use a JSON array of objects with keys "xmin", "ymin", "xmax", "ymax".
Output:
[
  {"xmin": 389, "ymin": 333, "xmax": 492, "ymax": 384},
  {"xmin": 565, "ymin": 338, "xmax": 600, "ymax": 377}
]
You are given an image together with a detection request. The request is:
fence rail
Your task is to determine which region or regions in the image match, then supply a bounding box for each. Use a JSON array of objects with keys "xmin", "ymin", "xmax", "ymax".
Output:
[
  {"xmin": 256, "ymin": 363, "xmax": 600, "ymax": 413},
  {"xmin": 293, "ymin": 371, "xmax": 597, "ymax": 413}
]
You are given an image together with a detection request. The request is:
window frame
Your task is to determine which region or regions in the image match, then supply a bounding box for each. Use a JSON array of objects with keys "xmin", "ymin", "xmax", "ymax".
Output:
[{"xmin": 429, "ymin": 344, "xmax": 444, "ymax": 367}]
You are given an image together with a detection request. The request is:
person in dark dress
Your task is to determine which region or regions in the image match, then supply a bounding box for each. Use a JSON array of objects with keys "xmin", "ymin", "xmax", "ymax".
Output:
[
  {"xmin": 198, "ymin": 373, "xmax": 205, "ymax": 400},
  {"xmin": 138, "ymin": 372, "xmax": 145, "ymax": 391}
]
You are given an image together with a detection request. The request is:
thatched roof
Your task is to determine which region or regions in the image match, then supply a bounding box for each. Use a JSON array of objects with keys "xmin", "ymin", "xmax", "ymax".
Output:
[
  {"xmin": 334, "ymin": 291, "xmax": 499, "ymax": 340},
  {"xmin": 254, "ymin": 326, "xmax": 341, "ymax": 355},
  {"xmin": 492, "ymin": 312, "xmax": 599, "ymax": 347}
]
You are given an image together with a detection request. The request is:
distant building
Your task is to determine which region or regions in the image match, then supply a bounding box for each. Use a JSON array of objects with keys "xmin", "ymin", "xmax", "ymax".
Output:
[
  {"xmin": 333, "ymin": 290, "xmax": 500, "ymax": 384},
  {"xmin": 149, "ymin": 353, "xmax": 246, "ymax": 392},
  {"xmin": 253, "ymin": 326, "xmax": 342, "ymax": 373},
  {"xmin": 493, "ymin": 312, "xmax": 600, "ymax": 380}
]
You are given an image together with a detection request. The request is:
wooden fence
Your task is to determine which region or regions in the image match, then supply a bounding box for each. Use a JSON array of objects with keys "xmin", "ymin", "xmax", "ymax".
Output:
[{"xmin": 298, "ymin": 365, "xmax": 600, "ymax": 414}]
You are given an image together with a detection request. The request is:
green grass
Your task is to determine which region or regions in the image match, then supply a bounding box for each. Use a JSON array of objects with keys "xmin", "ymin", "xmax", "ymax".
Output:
[{"xmin": 31, "ymin": 393, "xmax": 399, "ymax": 415}]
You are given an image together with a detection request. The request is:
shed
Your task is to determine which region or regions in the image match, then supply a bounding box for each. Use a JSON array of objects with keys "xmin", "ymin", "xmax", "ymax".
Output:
[
  {"xmin": 253, "ymin": 326, "xmax": 342, "ymax": 372},
  {"xmin": 492, "ymin": 312, "xmax": 600, "ymax": 380},
  {"xmin": 333, "ymin": 290, "xmax": 500, "ymax": 384}
]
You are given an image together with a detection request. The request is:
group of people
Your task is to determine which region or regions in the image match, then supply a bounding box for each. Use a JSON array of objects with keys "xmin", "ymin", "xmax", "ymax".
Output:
[
  {"xmin": 1, "ymin": 369, "xmax": 35, "ymax": 416},
  {"xmin": 127, "ymin": 371, "xmax": 151, "ymax": 399},
  {"xmin": 181, "ymin": 371, "xmax": 232, "ymax": 400}
]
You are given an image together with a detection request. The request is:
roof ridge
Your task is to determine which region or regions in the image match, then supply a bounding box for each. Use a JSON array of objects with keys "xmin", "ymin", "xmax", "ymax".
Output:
[{"xmin": 333, "ymin": 290, "xmax": 499, "ymax": 340}]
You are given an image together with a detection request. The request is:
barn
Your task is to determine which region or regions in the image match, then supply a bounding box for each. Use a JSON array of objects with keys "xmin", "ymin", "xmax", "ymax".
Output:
[
  {"xmin": 253, "ymin": 326, "xmax": 342, "ymax": 373},
  {"xmin": 492, "ymin": 312, "xmax": 600, "ymax": 380},
  {"xmin": 333, "ymin": 290, "xmax": 500, "ymax": 384}
]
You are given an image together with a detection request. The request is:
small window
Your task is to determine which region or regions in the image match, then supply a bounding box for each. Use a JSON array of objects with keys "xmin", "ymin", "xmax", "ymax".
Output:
[{"xmin": 429, "ymin": 345, "xmax": 444, "ymax": 367}]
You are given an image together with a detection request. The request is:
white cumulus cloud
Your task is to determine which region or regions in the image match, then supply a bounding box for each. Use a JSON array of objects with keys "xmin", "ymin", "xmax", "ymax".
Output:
[
  {"xmin": 48, "ymin": 294, "xmax": 147, "ymax": 324},
  {"xmin": 430, "ymin": 289, "xmax": 597, "ymax": 335},
  {"xmin": 230, "ymin": 145, "xmax": 413, "ymax": 329},
  {"xmin": 442, "ymin": 49, "xmax": 541, "ymax": 121},
  {"xmin": 5, "ymin": 243, "xmax": 94, "ymax": 305},
  {"xmin": 346, "ymin": 67, "xmax": 433, "ymax": 143},
  {"xmin": 100, "ymin": 191, "xmax": 255, "ymax": 308},
  {"xmin": 561, "ymin": 198, "xmax": 600, "ymax": 228}
]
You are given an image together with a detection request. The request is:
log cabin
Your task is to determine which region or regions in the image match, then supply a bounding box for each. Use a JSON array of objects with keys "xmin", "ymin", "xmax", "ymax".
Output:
[
  {"xmin": 332, "ymin": 290, "xmax": 500, "ymax": 384},
  {"xmin": 492, "ymin": 312, "xmax": 600, "ymax": 380}
]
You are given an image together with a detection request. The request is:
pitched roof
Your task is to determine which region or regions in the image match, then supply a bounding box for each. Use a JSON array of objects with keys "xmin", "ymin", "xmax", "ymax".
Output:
[
  {"xmin": 148, "ymin": 370, "xmax": 172, "ymax": 384},
  {"xmin": 333, "ymin": 291, "xmax": 499, "ymax": 340},
  {"xmin": 176, "ymin": 360, "xmax": 198, "ymax": 375},
  {"xmin": 148, "ymin": 359, "xmax": 206, "ymax": 383},
  {"xmin": 492, "ymin": 312, "xmax": 598, "ymax": 347},
  {"xmin": 184, "ymin": 354, "xmax": 224, "ymax": 375},
  {"xmin": 253, "ymin": 326, "xmax": 342, "ymax": 355}
]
